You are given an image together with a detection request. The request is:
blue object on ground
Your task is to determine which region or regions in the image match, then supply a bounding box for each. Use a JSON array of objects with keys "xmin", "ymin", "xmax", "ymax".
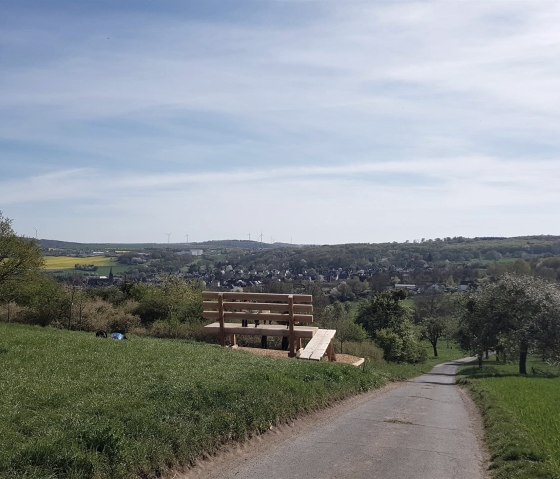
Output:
[{"xmin": 111, "ymin": 332, "xmax": 125, "ymax": 340}]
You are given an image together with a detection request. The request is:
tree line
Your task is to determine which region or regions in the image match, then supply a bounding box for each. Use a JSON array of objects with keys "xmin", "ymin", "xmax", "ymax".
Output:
[{"xmin": 3, "ymin": 212, "xmax": 560, "ymax": 371}]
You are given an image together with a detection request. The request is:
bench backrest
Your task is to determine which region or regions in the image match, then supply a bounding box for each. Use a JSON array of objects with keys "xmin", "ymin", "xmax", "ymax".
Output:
[{"xmin": 202, "ymin": 291, "xmax": 313, "ymax": 324}]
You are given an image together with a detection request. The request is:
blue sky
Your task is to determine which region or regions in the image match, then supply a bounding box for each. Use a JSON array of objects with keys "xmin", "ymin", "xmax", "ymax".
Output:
[{"xmin": 1, "ymin": 0, "xmax": 560, "ymax": 244}]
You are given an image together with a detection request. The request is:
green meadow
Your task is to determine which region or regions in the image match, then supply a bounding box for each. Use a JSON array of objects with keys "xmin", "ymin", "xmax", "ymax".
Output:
[{"xmin": 459, "ymin": 359, "xmax": 560, "ymax": 479}]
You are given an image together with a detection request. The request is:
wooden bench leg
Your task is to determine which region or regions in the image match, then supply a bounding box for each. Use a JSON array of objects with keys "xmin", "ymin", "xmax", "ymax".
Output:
[
  {"xmin": 288, "ymin": 295, "xmax": 296, "ymax": 357},
  {"xmin": 230, "ymin": 334, "xmax": 237, "ymax": 347},
  {"xmin": 288, "ymin": 331, "xmax": 296, "ymax": 357},
  {"xmin": 297, "ymin": 337, "xmax": 302, "ymax": 351},
  {"xmin": 327, "ymin": 342, "xmax": 336, "ymax": 361}
]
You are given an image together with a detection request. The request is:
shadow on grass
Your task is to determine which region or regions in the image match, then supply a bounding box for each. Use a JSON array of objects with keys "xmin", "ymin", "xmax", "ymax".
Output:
[
  {"xmin": 460, "ymin": 365, "xmax": 559, "ymax": 379},
  {"xmin": 445, "ymin": 360, "xmax": 477, "ymax": 367}
]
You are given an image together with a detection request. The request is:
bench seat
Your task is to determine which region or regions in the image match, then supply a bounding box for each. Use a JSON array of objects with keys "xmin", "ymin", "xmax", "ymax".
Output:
[{"xmin": 204, "ymin": 322, "xmax": 318, "ymax": 338}]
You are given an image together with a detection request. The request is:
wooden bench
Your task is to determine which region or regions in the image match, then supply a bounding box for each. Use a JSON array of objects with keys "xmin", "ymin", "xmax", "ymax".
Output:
[{"xmin": 202, "ymin": 291, "xmax": 314, "ymax": 357}]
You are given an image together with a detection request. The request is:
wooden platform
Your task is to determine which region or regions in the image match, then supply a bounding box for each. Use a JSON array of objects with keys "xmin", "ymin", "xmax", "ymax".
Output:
[
  {"xmin": 204, "ymin": 322, "xmax": 318, "ymax": 338},
  {"xmin": 298, "ymin": 329, "xmax": 337, "ymax": 361}
]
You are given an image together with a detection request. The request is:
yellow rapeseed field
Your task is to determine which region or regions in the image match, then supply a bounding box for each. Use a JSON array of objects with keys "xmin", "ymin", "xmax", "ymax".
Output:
[{"xmin": 43, "ymin": 256, "xmax": 117, "ymax": 270}]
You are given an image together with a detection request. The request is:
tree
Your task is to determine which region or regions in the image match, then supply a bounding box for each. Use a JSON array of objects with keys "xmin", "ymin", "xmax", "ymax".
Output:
[
  {"xmin": 414, "ymin": 292, "xmax": 458, "ymax": 357},
  {"xmin": 14, "ymin": 274, "xmax": 69, "ymax": 326},
  {"xmin": 336, "ymin": 319, "xmax": 368, "ymax": 351},
  {"xmin": 129, "ymin": 277, "xmax": 202, "ymax": 325},
  {"xmin": 420, "ymin": 316, "xmax": 447, "ymax": 357},
  {"xmin": 460, "ymin": 274, "xmax": 560, "ymax": 374},
  {"xmin": 0, "ymin": 212, "xmax": 43, "ymax": 299},
  {"xmin": 356, "ymin": 289, "xmax": 408, "ymax": 333},
  {"xmin": 319, "ymin": 302, "xmax": 367, "ymax": 351},
  {"xmin": 356, "ymin": 290, "xmax": 426, "ymax": 363}
]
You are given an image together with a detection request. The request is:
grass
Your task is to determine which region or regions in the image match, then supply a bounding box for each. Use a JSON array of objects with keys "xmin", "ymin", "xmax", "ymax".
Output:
[
  {"xmin": 375, "ymin": 339, "xmax": 467, "ymax": 379},
  {"xmin": 459, "ymin": 358, "xmax": 560, "ymax": 479},
  {"xmin": 0, "ymin": 324, "xmax": 467, "ymax": 479},
  {"xmin": 43, "ymin": 256, "xmax": 119, "ymax": 271}
]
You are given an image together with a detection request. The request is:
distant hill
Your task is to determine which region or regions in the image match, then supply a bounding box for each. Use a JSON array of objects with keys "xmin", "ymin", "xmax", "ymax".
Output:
[
  {"xmin": 39, "ymin": 238, "xmax": 294, "ymax": 252},
  {"xmin": 39, "ymin": 239, "xmax": 160, "ymax": 251},
  {"xmin": 39, "ymin": 235, "xmax": 560, "ymax": 260},
  {"xmin": 188, "ymin": 239, "xmax": 295, "ymax": 250}
]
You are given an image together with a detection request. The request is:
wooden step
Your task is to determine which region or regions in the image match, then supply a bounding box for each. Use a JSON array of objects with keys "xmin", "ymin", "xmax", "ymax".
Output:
[{"xmin": 298, "ymin": 329, "xmax": 336, "ymax": 360}]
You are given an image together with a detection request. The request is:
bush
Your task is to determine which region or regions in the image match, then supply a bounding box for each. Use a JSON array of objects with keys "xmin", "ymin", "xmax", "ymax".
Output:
[
  {"xmin": 130, "ymin": 279, "xmax": 203, "ymax": 326},
  {"xmin": 375, "ymin": 328, "xmax": 404, "ymax": 361},
  {"xmin": 0, "ymin": 302, "xmax": 29, "ymax": 323},
  {"xmin": 375, "ymin": 328, "xmax": 427, "ymax": 363},
  {"xmin": 70, "ymin": 299, "xmax": 140, "ymax": 333},
  {"xmin": 338, "ymin": 340, "xmax": 384, "ymax": 360},
  {"xmin": 149, "ymin": 317, "xmax": 207, "ymax": 340}
]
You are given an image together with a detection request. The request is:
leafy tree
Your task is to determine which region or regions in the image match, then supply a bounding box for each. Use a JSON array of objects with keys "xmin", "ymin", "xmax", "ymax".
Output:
[
  {"xmin": 356, "ymin": 289, "xmax": 408, "ymax": 333},
  {"xmin": 0, "ymin": 214, "xmax": 66, "ymax": 327},
  {"xmin": 13, "ymin": 274, "xmax": 69, "ymax": 326},
  {"xmin": 460, "ymin": 274, "xmax": 560, "ymax": 374},
  {"xmin": 357, "ymin": 290, "xmax": 426, "ymax": 363},
  {"xmin": 420, "ymin": 316, "xmax": 447, "ymax": 357},
  {"xmin": 414, "ymin": 292, "xmax": 459, "ymax": 357},
  {"xmin": 319, "ymin": 302, "xmax": 367, "ymax": 351},
  {"xmin": 336, "ymin": 319, "xmax": 368, "ymax": 351},
  {"xmin": 0, "ymin": 212, "xmax": 43, "ymax": 291},
  {"xmin": 129, "ymin": 277, "xmax": 202, "ymax": 325}
]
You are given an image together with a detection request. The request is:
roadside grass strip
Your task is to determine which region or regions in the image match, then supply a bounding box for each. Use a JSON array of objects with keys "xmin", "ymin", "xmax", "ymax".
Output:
[{"xmin": 459, "ymin": 360, "xmax": 560, "ymax": 479}]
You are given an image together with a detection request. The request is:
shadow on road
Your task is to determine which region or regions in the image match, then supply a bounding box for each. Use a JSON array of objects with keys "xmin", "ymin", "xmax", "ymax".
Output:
[{"xmin": 407, "ymin": 379, "xmax": 456, "ymax": 386}]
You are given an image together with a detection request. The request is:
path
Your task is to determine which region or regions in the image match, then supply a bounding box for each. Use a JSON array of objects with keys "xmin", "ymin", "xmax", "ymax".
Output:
[{"xmin": 180, "ymin": 357, "xmax": 487, "ymax": 479}]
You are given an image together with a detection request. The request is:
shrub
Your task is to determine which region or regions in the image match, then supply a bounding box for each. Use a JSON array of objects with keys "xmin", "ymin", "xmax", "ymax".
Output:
[
  {"xmin": 338, "ymin": 340, "xmax": 384, "ymax": 360},
  {"xmin": 71, "ymin": 299, "xmax": 140, "ymax": 333},
  {"xmin": 375, "ymin": 328, "xmax": 404, "ymax": 361},
  {"xmin": 0, "ymin": 302, "xmax": 29, "ymax": 323},
  {"xmin": 375, "ymin": 328, "xmax": 427, "ymax": 363},
  {"xmin": 149, "ymin": 317, "xmax": 206, "ymax": 340}
]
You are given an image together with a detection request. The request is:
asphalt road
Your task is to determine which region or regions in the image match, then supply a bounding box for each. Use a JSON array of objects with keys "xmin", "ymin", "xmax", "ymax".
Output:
[{"xmin": 202, "ymin": 357, "xmax": 486, "ymax": 479}]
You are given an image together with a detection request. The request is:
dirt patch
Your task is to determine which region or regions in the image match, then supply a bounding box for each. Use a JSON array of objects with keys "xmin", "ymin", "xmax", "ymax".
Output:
[{"xmin": 234, "ymin": 346, "xmax": 363, "ymax": 365}]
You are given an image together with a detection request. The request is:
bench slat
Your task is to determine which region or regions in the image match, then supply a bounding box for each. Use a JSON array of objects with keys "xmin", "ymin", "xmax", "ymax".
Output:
[
  {"xmin": 202, "ymin": 291, "xmax": 312, "ymax": 304},
  {"xmin": 203, "ymin": 301, "xmax": 313, "ymax": 314},
  {"xmin": 204, "ymin": 322, "xmax": 317, "ymax": 338},
  {"xmin": 202, "ymin": 311, "xmax": 313, "ymax": 323}
]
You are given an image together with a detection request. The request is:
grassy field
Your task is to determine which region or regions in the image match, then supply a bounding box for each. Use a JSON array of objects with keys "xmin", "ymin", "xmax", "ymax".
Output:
[
  {"xmin": 459, "ymin": 359, "xmax": 560, "ymax": 479},
  {"xmin": 0, "ymin": 324, "xmax": 468, "ymax": 479},
  {"xmin": 43, "ymin": 256, "xmax": 119, "ymax": 270}
]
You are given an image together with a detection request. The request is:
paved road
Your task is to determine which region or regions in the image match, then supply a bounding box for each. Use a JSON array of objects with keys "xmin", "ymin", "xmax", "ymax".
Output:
[{"xmin": 208, "ymin": 357, "xmax": 486, "ymax": 479}]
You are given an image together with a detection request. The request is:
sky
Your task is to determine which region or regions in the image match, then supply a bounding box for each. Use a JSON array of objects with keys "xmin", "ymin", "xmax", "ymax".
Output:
[{"xmin": 1, "ymin": 0, "xmax": 560, "ymax": 245}]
